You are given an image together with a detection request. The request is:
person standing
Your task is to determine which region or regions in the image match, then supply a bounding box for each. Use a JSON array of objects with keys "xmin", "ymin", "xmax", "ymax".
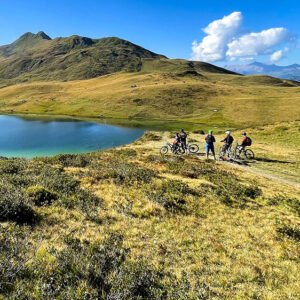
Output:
[
  {"xmin": 180, "ymin": 129, "xmax": 188, "ymax": 151},
  {"xmin": 205, "ymin": 130, "xmax": 216, "ymax": 160}
]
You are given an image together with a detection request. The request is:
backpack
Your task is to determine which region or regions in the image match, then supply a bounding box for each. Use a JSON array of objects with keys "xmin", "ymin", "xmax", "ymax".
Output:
[
  {"xmin": 206, "ymin": 134, "xmax": 214, "ymax": 144},
  {"xmin": 246, "ymin": 137, "xmax": 252, "ymax": 146}
]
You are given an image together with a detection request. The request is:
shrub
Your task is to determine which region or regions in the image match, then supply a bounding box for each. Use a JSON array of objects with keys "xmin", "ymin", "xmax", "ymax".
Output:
[
  {"xmin": 147, "ymin": 180, "xmax": 197, "ymax": 213},
  {"xmin": 140, "ymin": 132, "xmax": 162, "ymax": 142},
  {"xmin": 267, "ymin": 194, "xmax": 300, "ymax": 216},
  {"xmin": 167, "ymin": 159, "xmax": 217, "ymax": 179},
  {"xmin": 38, "ymin": 166, "xmax": 80, "ymax": 196},
  {"xmin": 0, "ymin": 227, "xmax": 30, "ymax": 295},
  {"xmin": 277, "ymin": 225, "xmax": 300, "ymax": 242},
  {"xmin": 0, "ymin": 159, "xmax": 28, "ymax": 174},
  {"xmin": 56, "ymin": 154, "xmax": 90, "ymax": 168},
  {"xmin": 90, "ymin": 161, "xmax": 156, "ymax": 186},
  {"xmin": 206, "ymin": 172, "xmax": 262, "ymax": 208},
  {"xmin": 113, "ymin": 148, "xmax": 138, "ymax": 158},
  {"xmin": 109, "ymin": 261, "xmax": 166, "ymax": 300},
  {"xmin": 26, "ymin": 185, "xmax": 58, "ymax": 206},
  {"xmin": 0, "ymin": 182, "xmax": 36, "ymax": 224},
  {"xmin": 39, "ymin": 234, "xmax": 128, "ymax": 299}
]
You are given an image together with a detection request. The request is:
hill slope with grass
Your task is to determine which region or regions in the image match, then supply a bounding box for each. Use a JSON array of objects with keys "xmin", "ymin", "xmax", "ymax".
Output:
[
  {"xmin": 0, "ymin": 69, "xmax": 299, "ymax": 129},
  {"xmin": 0, "ymin": 32, "xmax": 299, "ymax": 129},
  {"xmin": 0, "ymin": 126, "xmax": 299, "ymax": 299},
  {"xmin": 0, "ymin": 32, "xmax": 167, "ymax": 83}
]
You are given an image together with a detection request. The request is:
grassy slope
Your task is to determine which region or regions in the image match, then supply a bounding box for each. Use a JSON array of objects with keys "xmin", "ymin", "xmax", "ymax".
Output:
[
  {"xmin": 0, "ymin": 68, "xmax": 299, "ymax": 130},
  {"xmin": 0, "ymin": 126, "xmax": 299, "ymax": 299}
]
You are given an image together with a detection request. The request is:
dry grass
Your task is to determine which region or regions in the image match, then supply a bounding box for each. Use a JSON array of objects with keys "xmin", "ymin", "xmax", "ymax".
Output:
[
  {"xmin": 0, "ymin": 71, "xmax": 299, "ymax": 130},
  {"xmin": 1, "ymin": 123, "xmax": 299, "ymax": 298}
]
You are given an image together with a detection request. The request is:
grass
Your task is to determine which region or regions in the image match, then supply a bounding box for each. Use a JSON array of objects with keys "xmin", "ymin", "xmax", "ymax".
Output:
[
  {"xmin": 0, "ymin": 70, "xmax": 299, "ymax": 131},
  {"xmin": 0, "ymin": 125, "xmax": 299, "ymax": 299}
]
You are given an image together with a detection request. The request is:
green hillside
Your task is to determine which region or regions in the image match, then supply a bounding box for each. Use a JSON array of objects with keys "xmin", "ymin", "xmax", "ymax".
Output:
[{"xmin": 0, "ymin": 32, "xmax": 166, "ymax": 83}]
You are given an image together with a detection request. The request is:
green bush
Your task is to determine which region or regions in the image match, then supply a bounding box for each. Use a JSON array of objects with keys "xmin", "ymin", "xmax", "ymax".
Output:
[
  {"xmin": 277, "ymin": 224, "xmax": 300, "ymax": 242},
  {"xmin": 110, "ymin": 261, "xmax": 166, "ymax": 300},
  {"xmin": 39, "ymin": 234, "xmax": 128, "ymax": 299},
  {"xmin": 90, "ymin": 160, "xmax": 156, "ymax": 186},
  {"xmin": 267, "ymin": 194, "xmax": 300, "ymax": 216},
  {"xmin": 26, "ymin": 185, "xmax": 58, "ymax": 206},
  {"xmin": 0, "ymin": 227, "xmax": 30, "ymax": 295},
  {"xmin": 56, "ymin": 154, "xmax": 90, "ymax": 168},
  {"xmin": 207, "ymin": 173, "xmax": 262, "ymax": 208},
  {"xmin": 140, "ymin": 132, "xmax": 162, "ymax": 142},
  {"xmin": 147, "ymin": 180, "xmax": 197, "ymax": 213},
  {"xmin": 0, "ymin": 183, "xmax": 36, "ymax": 224}
]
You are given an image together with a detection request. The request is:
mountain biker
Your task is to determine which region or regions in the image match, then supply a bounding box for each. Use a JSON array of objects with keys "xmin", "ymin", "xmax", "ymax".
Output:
[
  {"xmin": 180, "ymin": 129, "xmax": 188, "ymax": 151},
  {"xmin": 237, "ymin": 132, "xmax": 252, "ymax": 156},
  {"xmin": 205, "ymin": 130, "xmax": 216, "ymax": 160},
  {"xmin": 173, "ymin": 133, "xmax": 181, "ymax": 149},
  {"xmin": 221, "ymin": 131, "xmax": 234, "ymax": 153}
]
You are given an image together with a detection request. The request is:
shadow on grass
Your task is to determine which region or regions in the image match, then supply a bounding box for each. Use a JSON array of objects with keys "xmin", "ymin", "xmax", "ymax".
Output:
[{"xmin": 255, "ymin": 157, "xmax": 295, "ymax": 164}]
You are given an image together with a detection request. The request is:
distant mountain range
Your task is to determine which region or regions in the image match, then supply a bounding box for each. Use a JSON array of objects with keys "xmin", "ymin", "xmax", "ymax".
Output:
[{"xmin": 225, "ymin": 62, "xmax": 300, "ymax": 81}]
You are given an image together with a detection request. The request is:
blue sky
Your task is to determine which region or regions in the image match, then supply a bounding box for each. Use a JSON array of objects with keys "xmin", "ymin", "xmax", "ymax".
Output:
[{"xmin": 0, "ymin": 0, "xmax": 299, "ymax": 65}]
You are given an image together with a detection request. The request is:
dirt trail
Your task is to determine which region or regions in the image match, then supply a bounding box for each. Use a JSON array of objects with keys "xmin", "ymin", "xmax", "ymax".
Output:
[{"xmin": 217, "ymin": 159, "xmax": 300, "ymax": 189}]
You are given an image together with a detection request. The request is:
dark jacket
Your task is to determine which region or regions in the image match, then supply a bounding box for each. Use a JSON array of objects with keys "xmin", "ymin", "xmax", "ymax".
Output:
[
  {"xmin": 222, "ymin": 135, "xmax": 234, "ymax": 145},
  {"xmin": 205, "ymin": 134, "xmax": 216, "ymax": 144}
]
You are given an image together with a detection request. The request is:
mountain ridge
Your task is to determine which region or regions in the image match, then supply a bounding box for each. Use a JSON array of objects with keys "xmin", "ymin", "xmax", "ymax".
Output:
[
  {"xmin": 0, "ymin": 31, "xmax": 237, "ymax": 84},
  {"xmin": 225, "ymin": 61, "xmax": 300, "ymax": 81}
]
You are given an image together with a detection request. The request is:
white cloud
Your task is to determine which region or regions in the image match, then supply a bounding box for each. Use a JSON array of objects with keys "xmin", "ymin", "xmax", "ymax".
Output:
[
  {"xmin": 226, "ymin": 28, "xmax": 289, "ymax": 58},
  {"xmin": 192, "ymin": 11, "xmax": 242, "ymax": 62},
  {"xmin": 270, "ymin": 50, "xmax": 284, "ymax": 62},
  {"xmin": 270, "ymin": 47, "xmax": 289, "ymax": 62},
  {"xmin": 192, "ymin": 12, "xmax": 291, "ymax": 63}
]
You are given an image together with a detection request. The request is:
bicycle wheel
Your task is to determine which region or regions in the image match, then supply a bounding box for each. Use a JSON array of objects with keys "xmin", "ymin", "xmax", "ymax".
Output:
[
  {"xmin": 218, "ymin": 147, "xmax": 225, "ymax": 160},
  {"xmin": 188, "ymin": 144, "xmax": 199, "ymax": 154},
  {"xmin": 160, "ymin": 146, "xmax": 169, "ymax": 155},
  {"xmin": 245, "ymin": 149, "xmax": 255, "ymax": 160},
  {"xmin": 228, "ymin": 147, "xmax": 236, "ymax": 160},
  {"xmin": 175, "ymin": 146, "xmax": 185, "ymax": 155}
]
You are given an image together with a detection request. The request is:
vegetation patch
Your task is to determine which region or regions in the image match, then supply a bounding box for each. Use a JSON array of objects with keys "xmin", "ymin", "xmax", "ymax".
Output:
[
  {"xmin": 0, "ymin": 182, "xmax": 36, "ymax": 224},
  {"xmin": 147, "ymin": 179, "xmax": 198, "ymax": 213}
]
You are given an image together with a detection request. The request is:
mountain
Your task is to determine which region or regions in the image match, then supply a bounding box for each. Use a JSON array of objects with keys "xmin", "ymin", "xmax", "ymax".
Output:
[
  {"xmin": 0, "ymin": 32, "xmax": 235, "ymax": 84},
  {"xmin": 225, "ymin": 62, "xmax": 300, "ymax": 81},
  {"xmin": 0, "ymin": 32, "xmax": 167, "ymax": 82}
]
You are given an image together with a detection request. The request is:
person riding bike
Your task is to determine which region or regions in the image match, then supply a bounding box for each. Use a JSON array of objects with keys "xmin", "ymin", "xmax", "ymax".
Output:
[
  {"xmin": 237, "ymin": 132, "xmax": 252, "ymax": 157},
  {"xmin": 221, "ymin": 131, "xmax": 234, "ymax": 153},
  {"xmin": 179, "ymin": 129, "xmax": 188, "ymax": 151},
  {"xmin": 205, "ymin": 130, "xmax": 216, "ymax": 160}
]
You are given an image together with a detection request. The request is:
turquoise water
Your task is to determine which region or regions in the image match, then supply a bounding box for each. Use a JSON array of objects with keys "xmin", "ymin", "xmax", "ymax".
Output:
[{"xmin": 0, "ymin": 115, "xmax": 145, "ymax": 158}]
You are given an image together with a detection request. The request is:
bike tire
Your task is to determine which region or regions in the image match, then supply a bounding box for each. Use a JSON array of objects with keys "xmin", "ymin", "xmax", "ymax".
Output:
[
  {"xmin": 188, "ymin": 144, "xmax": 199, "ymax": 154},
  {"xmin": 160, "ymin": 146, "xmax": 169, "ymax": 155},
  {"xmin": 245, "ymin": 149, "xmax": 255, "ymax": 160},
  {"xmin": 175, "ymin": 147, "xmax": 185, "ymax": 155},
  {"xmin": 218, "ymin": 147, "xmax": 225, "ymax": 160}
]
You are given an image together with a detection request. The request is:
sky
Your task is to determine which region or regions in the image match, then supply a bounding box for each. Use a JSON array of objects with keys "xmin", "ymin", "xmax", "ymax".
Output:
[{"xmin": 0, "ymin": 0, "xmax": 299, "ymax": 66}]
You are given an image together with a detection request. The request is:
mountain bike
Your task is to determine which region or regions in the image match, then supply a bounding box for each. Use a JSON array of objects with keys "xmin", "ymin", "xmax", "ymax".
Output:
[
  {"xmin": 218, "ymin": 143, "xmax": 235, "ymax": 160},
  {"xmin": 160, "ymin": 143, "xmax": 185, "ymax": 155},
  {"xmin": 234, "ymin": 145, "xmax": 255, "ymax": 160},
  {"xmin": 160, "ymin": 142, "xmax": 199, "ymax": 155},
  {"xmin": 185, "ymin": 143, "xmax": 199, "ymax": 154}
]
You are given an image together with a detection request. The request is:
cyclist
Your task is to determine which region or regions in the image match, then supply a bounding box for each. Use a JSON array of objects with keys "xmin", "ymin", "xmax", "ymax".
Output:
[
  {"xmin": 173, "ymin": 133, "xmax": 181, "ymax": 150},
  {"xmin": 221, "ymin": 131, "xmax": 234, "ymax": 153},
  {"xmin": 237, "ymin": 132, "xmax": 252, "ymax": 157},
  {"xmin": 205, "ymin": 130, "xmax": 216, "ymax": 160},
  {"xmin": 180, "ymin": 129, "xmax": 188, "ymax": 151}
]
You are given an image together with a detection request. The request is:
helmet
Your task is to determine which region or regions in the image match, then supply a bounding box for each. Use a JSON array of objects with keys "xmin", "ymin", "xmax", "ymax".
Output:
[
  {"xmin": 208, "ymin": 130, "xmax": 213, "ymax": 134},
  {"xmin": 226, "ymin": 131, "xmax": 231, "ymax": 135},
  {"xmin": 242, "ymin": 132, "xmax": 247, "ymax": 136}
]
